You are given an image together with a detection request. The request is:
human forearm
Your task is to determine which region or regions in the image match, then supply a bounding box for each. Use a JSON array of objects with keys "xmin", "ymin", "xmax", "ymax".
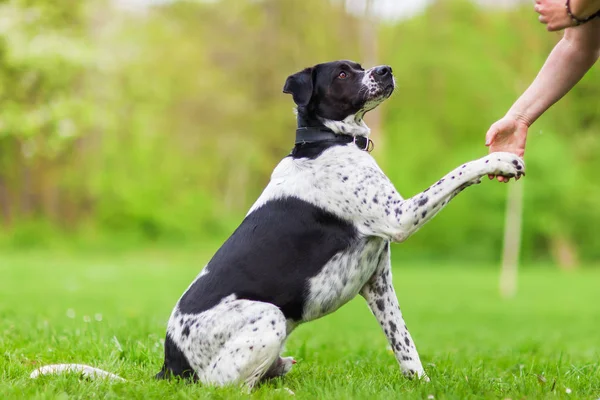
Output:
[
  {"xmin": 506, "ymin": 21, "xmax": 600, "ymax": 125},
  {"xmin": 486, "ymin": 1, "xmax": 600, "ymax": 177}
]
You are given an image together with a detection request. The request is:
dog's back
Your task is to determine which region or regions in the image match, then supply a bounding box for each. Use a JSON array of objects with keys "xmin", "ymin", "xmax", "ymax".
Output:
[{"xmin": 177, "ymin": 196, "xmax": 357, "ymax": 319}]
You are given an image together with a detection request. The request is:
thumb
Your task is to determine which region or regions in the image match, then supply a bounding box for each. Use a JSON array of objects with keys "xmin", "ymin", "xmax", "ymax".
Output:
[{"xmin": 485, "ymin": 125, "xmax": 498, "ymax": 147}]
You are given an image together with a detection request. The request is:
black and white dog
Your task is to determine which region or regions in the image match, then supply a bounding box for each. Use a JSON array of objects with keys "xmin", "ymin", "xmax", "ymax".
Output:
[{"xmin": 31, "ymin": 60, "xmax": 524, "ymax": 388}]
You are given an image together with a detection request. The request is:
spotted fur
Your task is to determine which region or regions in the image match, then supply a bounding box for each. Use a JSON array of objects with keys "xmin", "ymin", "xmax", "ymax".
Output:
[{"xmin": 30, "ymin": 60, "xmax": 525, "ymax": 390}]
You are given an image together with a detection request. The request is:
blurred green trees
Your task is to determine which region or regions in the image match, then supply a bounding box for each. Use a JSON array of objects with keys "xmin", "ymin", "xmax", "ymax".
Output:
[{"xmin": 0, "ymin": 0, "xmax": 598, "ymax": 263}]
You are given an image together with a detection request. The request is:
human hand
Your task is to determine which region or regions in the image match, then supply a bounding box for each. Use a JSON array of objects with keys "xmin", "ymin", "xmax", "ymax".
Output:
[
  {"xmin": 485, "ymin": 117, "xmax": 528, "ymax": 182},
  {"xmin": 535, "ymin": 0, "xmax": 576, "ymax": 31}
]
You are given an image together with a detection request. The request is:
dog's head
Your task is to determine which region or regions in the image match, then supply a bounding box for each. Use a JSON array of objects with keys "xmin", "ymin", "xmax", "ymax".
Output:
[{"xmin": 283, "ymin": 60, "xmax": 394, "ymax": 136}]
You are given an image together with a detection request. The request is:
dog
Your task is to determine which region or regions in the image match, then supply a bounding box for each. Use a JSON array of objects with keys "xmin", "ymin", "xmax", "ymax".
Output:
[{"xmin": 31, "ymin": 60, "xmax": 525, "ymax": 389}]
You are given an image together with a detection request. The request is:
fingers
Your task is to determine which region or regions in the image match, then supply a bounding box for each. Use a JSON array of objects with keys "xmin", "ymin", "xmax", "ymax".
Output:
[
  {"xmin": 534, "ymin": 0, "xmax": 574, "ymax": 31},
  {"xmin": 492, "ymin": 173, "xmax": 524, "ymax": 183}
]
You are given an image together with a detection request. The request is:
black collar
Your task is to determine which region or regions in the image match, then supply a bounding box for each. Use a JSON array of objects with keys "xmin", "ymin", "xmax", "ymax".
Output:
[{"xmin": 295, "ymin": 127, "xmax": 374, "ymax": 152}]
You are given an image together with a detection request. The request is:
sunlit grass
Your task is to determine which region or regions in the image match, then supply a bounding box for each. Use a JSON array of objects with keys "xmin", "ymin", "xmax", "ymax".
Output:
[{"xmin": 1, "ymin": 249, "xmax": 599, "ymax": 399}]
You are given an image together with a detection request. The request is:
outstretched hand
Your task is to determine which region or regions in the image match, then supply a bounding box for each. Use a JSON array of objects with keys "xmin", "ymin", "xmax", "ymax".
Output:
[{"xmin": 485, "ymin": 117, "xmax": 528, "ymax": 182}]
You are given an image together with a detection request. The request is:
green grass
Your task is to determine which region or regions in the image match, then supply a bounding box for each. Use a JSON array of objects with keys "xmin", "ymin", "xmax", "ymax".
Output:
[{"xmin": 1, "ymin": 248, "xmax": 599, "ymax": 399}]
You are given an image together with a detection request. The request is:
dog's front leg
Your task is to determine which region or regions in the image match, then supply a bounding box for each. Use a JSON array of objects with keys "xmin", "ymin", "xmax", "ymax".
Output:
[
  {"xmin": 360, "ymin": 247, "xmax": 427, "ymax": 380},
  {"xmin": 385, "ymin": 152, "xmax": 525, "ymax": 242}
]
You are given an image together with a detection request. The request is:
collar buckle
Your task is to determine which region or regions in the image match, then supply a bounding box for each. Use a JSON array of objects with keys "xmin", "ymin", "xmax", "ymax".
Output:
[{"xmin": 354, "ymin": 136, "xmax": 374, "ymax": 152}]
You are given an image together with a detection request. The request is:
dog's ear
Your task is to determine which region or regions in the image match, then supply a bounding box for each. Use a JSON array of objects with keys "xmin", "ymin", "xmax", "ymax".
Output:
[{"xmin": 283, "ymin": 67, "xmax": 313, "ymax": 107}]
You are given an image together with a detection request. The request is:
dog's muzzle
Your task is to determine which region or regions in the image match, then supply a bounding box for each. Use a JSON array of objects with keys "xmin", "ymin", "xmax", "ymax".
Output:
[
  {"xmin": 360, "ymin": 66, "xmax": 394, "ymax": 110},
  {"xmin": 370, "ymin": 65, "xmax": 395, "ymax": 98}
]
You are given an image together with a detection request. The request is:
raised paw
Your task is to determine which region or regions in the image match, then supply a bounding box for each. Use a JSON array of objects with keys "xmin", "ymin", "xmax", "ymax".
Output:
[{"xmin": 483, "ymin": 152, "xmax": 525, "ymax": 180}]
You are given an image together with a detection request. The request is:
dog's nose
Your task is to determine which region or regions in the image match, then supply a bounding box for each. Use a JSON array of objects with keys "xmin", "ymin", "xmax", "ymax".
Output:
[{"xmin": 374, "ymin": 65, "xmax": 392, "ymax": 76}]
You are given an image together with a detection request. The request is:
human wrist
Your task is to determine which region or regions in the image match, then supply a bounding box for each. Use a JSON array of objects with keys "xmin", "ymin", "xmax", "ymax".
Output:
[
  {"xmin": 566, "ymin": 0, "xmax": 599, "ymax": 25},
  {"xmin": 505, "ymin": 111, "xmax": 534, "ymax": 127}
]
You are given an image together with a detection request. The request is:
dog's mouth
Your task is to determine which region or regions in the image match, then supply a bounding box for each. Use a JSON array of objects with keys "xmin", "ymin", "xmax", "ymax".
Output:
[
  {"xmin": 367, "ymin": 81, "xmax": 395, "ymax": 100},
  {"xmin": 382, "ymin": 76, "xmax": 396, "ymax": 96},
  {"xmin": 379, "ymin": 85, "xmax": 394, "ymax": 100},
  {"xmin": 361, "ymin": 82, "xmax": 394, "ymax": 112},
  {"xmin": 384, "ymin": 82, "xmax": 395, "ymax": 95}
]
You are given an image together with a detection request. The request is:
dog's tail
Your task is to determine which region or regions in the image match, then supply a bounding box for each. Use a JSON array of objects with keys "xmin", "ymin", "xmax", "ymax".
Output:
[{"xmin": 30, "ymin": 364, "xmax": 126, "ymax": 382}]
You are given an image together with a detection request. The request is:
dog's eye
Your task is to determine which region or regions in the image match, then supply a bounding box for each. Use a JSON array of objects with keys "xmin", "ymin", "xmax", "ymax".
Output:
[{"xmin": 338, "ymin": 71, "xmax": 347, "ymax": 79}]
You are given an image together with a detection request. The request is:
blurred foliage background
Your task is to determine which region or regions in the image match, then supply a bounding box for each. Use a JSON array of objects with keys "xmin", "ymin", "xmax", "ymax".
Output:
[{"xmin": 0, "ymin": 0, "xmax": 598, "ymax": 265}]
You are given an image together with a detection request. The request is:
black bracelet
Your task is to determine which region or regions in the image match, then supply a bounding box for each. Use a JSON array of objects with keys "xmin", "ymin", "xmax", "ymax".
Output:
[{"xmin": 565, "ymin": 0, "xmax": 598, "ymax": 26}]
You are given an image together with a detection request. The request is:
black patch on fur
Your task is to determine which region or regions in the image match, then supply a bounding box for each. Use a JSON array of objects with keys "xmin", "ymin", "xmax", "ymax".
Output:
[
  {"xmin": 283, "ymin": 67, "xmax": 314, "ymax": 106},
  {"xmin": 178, "ymin": 197, "xmax": 357, "ymax": 321},
  {"xmin": 181, "ymin": 325, "xmax": 190, "ymax": 338},
  {"xmin": 155, "ymin": 334, "xmax": 198, "ymax": 381},
  {"xmin": 375, "ymin": 299, "xmax": 385, "ymax": 312}
]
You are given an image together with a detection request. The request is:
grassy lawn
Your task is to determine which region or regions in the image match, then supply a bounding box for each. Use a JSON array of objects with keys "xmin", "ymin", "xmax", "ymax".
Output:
[{"xmin": 1, "ymin": 248, "xmax": 599, "ymax": 399}]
